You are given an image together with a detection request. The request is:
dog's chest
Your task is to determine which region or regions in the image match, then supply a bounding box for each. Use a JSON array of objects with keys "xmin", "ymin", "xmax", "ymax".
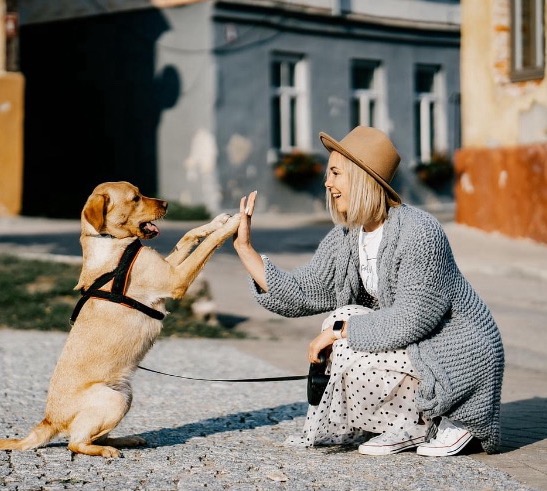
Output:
[{"xmin": 85, "ymin": 240, "xmax": 121, "ymax": 271}]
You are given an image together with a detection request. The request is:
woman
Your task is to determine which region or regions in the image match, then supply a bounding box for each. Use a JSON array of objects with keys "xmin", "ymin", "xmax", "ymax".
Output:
[{"xmin": 233, "ymin": 126, "xmax": 504, "ymax": 456}]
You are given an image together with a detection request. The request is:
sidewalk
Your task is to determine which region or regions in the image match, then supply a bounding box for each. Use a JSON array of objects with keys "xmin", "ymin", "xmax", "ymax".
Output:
[
  {"xmin": 204, "ymin": 214, "xmax": 547, "ymax": 490},
  {"xmin": 1, "ymin": 211, "xmax": 547, "ymax": 489}
]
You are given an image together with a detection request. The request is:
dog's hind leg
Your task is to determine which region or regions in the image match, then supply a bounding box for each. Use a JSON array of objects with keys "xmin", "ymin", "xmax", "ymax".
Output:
[
  {"xmin": 165, "ymin": 213, "xmax": 232, "ymax": 266},
  {"xmin": 66, "ymin": 386, "xmax": 132, "ymax": 458}
]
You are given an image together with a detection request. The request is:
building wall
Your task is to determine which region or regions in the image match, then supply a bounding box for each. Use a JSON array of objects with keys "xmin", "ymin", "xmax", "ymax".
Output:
[
  {"xmin": 456, "ymin": 0, "xmax": 547, "ymax": 243},
  {"xmin": 0, "ymin": 0, "xmax": 24, "ymax": 216},
  {"xmin": 212, "ymin": 2, "xmax": 461, "ymax": 213},
  {"xmin": 17, "ymin": 0, "xmax": 461, "ymax": 217},
  {"xmin": 0, "ymin": 72, "xmax": 24, "ymax": 216}
]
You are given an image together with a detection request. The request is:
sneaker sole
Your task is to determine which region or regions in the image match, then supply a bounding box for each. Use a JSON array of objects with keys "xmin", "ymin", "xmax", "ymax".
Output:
[
  {"xmin": 358, "ymin": 437, "xmax": 425, "ymax": 456},
  {"xmin": 416, "ymin": 432, "xmax": 474, "ymax": 457}
]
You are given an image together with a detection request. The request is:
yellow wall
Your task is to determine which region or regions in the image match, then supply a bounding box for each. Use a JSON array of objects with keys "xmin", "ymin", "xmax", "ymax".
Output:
[
  {"xmin": 0, "ymin": 72, "xmax": 24, "ymax": 216},
  {"xmin": 457, "ymin": 0, "xmax": 547, "ymax": 243},
  {"xmin": 461, "ymin": 0, "xmax": 547, "ymax": 148}
]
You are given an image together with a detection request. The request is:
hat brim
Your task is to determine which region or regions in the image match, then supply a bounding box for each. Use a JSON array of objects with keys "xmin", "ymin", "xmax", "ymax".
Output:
[{"xmin": 320, "ymin": 132, "xmax": 401, "ymax": 204}]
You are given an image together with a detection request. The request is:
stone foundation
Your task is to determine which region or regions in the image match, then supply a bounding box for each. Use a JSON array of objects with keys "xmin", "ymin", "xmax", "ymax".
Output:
[{"xmin": 454, "ymin": 143, "xmax": 547, "ymax": 244}]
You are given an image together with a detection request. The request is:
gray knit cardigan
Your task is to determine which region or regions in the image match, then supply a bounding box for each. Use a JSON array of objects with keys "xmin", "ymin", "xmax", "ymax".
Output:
[{"xmin": 251, "ymin": 204, "xmax": 504, "ymax": 454}]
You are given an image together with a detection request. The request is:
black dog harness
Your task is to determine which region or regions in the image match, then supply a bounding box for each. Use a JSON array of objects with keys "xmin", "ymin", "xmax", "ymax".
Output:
[{"xmin": 70, "ymin": 239, "xmax": 165, "ymax": 325}]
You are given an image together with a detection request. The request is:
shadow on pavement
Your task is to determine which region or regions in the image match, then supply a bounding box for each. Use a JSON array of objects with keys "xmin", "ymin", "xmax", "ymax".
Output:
[
  {"xmin": 499, "ymin": 396, "xmax": 547, "ymax": 452},
  {"xmin": 135, "ymin": 402, "xmax": 308, "ymax": 448}
]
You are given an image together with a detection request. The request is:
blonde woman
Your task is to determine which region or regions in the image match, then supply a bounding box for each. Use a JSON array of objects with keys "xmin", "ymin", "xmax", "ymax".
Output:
[{"xmin": 233, "ymin": 126, "xmax": 504, "ymax": 456}]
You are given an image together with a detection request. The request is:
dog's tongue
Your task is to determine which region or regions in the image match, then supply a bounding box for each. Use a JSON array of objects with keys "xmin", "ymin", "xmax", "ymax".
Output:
[{"xmin": 144, "ymin": 222, "xmax": 160, "ymax": 235}]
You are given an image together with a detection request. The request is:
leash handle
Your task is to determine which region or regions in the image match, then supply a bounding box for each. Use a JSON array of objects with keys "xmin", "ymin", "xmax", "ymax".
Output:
[{"xmin": 137, "ymin": 365, "xmax": 307, "ymax": 382}]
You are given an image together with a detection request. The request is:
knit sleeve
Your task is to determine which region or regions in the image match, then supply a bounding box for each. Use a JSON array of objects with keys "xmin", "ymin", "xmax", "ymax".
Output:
[
  {"xmin": 249, "ymin": 227, "xmax": 342, "ymax": 317},
  {"xmin": 347, "ymin": 213, "xmax": 454, "ymax": 351}
]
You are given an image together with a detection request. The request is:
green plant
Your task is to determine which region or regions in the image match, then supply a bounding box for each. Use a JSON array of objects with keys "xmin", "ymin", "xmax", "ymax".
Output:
[
  {"xmin": 273, "ymin": 150, "xmax": 324, "ymax": 189},
  {"xmin": 0, "ymin": 254, "xmax": 243, "ymax": 339},
  {"xmin": 414, "ymin": 152, "xmax": 454, "ymax": 190},
  {"xmin": 165, "ymin": 202, "xmax": 211, "ymax": 221}
]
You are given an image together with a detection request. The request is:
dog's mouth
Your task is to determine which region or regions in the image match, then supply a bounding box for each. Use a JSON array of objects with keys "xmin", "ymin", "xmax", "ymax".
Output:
[{"xmin": 139, "ymin": 221, "xmax": 160, "ymax": 239}]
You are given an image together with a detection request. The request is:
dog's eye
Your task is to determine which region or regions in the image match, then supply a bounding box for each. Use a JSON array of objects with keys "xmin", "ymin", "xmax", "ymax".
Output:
[{"xmin": 132, "ymin": 195, "xmax": 141, "ymax": 203}]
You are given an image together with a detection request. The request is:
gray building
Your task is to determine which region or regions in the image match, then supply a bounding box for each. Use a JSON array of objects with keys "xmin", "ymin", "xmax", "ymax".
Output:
[{"xmin": 19, "ymin": 0, "xmax": 460, "ymax": 217}]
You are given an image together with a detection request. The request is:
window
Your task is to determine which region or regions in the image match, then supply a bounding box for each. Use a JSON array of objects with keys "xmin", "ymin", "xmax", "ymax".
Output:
[
  {"xmin": 350, "ymin": 60, "xmax": 386, "ymax": 130},
  {"xmin": 270, "ymin": 54, "xmax": 310, "ymax": 152},
  {"xmin": 510, "ymin": 0, "xmax": 545, "ymax": 81},
  {"xmin": 414, "ymin": 64, "xmax": 448, "ymax": 164}
]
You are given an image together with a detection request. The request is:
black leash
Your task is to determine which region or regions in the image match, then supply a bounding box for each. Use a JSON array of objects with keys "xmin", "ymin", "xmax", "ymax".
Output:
[{"xmin": 137, "ymin": 365, "xmax": 308, "ymax": 382}]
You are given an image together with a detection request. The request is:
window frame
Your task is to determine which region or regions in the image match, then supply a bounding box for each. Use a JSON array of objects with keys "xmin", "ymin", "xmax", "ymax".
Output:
[
  {"xmin": 510, "ymin": 0, "xmax": 545, "ymax": 82},
  {"xmin": 350, "ymin": 59, "xmax": 387, "ymax": 132},
  {"xmin": 270, "ymin": 53, "xmax": 310, "ymax": 153},
  {"xmin": 414, "ymin": 64, "xmax": 448, "ymax": 164}
]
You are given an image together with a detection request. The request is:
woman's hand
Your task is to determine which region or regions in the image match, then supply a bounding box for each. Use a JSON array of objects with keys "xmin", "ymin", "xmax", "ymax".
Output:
[
  {"xmin": 232, "ymin": 191, "xmax": 268, "ymax": 292},
  {"xmin": 233, "ymin": 190, "xmax": 257, "ymax": 252},
  {"xmin": 308, "ymin": 329, "xmax": 338, "ymax": 364}
]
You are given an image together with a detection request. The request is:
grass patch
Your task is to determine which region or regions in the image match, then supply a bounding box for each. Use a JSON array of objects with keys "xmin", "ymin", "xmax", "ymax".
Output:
[
  {"xmin": 165, "ymin": 202, "xmax": 211, "ymax": 221},
  {"xmin": 0, "ymin": 254, "xmax": 244, "ymax": 339}
]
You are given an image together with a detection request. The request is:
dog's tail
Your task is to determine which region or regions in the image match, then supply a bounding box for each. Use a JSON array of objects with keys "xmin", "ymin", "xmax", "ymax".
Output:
[{"xmin": 0, "ymin": 419, "xmax": 58, "ymax": 451}]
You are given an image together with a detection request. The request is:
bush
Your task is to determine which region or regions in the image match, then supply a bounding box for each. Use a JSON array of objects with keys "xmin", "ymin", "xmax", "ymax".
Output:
[{"xmin": 165, "ymin": 202, "xmax": 211, "ymax": 221}]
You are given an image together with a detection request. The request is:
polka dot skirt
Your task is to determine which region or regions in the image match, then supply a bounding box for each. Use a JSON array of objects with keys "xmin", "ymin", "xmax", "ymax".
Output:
[{"xmin": 285, "ymin": 305, "xmax": 426, "ymax": 447}]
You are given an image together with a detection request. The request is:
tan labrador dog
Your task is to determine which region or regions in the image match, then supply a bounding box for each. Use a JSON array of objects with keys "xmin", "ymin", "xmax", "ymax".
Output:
[{"xmin": 0, "ymin": 181, "xmax": 241, "ymax": 458}]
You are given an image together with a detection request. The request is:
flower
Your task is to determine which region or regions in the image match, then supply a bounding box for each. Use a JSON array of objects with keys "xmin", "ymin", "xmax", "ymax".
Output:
[
  {"xmin": 273, "ymin": 151, "xmax": 324, "ymax": 188},
  {"xmin": 414, "ymin": 152, "xmax": 454, "ymax": 190}
]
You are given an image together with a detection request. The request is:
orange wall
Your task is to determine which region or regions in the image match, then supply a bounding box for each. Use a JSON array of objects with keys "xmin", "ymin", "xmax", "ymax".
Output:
[
  {"xmin": 0, "ymin": 71, "xmax": 24, "ymax": 216},
  {"xmin": 455, "ymin": 143, "xmax": 547, "ymax": 244}
]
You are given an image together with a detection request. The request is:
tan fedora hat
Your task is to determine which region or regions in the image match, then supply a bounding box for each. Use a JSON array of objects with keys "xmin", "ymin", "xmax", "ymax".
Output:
[{"xmin": 319, "ymin": 126, "xmax": 401, "ymax": 203}]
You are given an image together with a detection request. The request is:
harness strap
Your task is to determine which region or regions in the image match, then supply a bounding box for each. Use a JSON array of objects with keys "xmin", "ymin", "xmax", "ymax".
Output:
[{"xmin": 70, "ymin": 239, "xmax": 165, "ymax": 325}]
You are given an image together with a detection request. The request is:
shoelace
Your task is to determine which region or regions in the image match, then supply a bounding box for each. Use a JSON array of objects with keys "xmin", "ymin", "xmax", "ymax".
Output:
[{"xmin": 432, "ymin": 423, "xmax": 466, "ymax": 443}]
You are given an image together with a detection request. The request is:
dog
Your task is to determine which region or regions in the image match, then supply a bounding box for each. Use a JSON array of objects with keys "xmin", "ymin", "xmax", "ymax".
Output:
[{"xmin": 0, "ymin": 181, "xmax": 241, "ymax": 457}]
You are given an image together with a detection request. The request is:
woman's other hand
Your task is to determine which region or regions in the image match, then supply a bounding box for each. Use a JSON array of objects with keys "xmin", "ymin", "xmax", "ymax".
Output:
[{"xmin": 308, "ymin": 329, "xmax": 338, "ymax": 364}]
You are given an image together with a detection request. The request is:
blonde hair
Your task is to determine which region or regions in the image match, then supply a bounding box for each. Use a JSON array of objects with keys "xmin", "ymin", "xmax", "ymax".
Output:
[{"xmin": 326, "ymin": 151, "xmax": 400, "ymax": 228}]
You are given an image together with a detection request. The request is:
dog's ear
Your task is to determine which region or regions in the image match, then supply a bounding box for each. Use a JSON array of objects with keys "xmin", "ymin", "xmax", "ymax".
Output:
[{"xmin": 83, "ymin": 193, "xmax": 108, "ymax": 233}]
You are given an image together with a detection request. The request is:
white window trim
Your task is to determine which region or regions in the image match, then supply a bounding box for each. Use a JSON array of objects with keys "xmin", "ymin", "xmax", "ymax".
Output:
[
  {"xmin": 511, "ymin": 0, "xmax": 545, "ymax": 81},
  {"xmin": 351, "ymin": 62, "xmax": 388, "ymax": 133},
  {"xmin": 415, "ymin": 66, "xmax": 448, "ymax": 163},
  {"xmin": 271, "ymin": 55, "xmax": 310, "ymax": 153}
]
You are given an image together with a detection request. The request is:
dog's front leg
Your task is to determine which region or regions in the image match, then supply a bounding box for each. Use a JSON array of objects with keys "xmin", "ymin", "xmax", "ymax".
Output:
[
  {"xmin": 171, "ymin": 213, "xmax": 241, "ymax": 298},
  {"xmin": 165, "ymin": 213, "xmax": 233, "ymax": 266}
]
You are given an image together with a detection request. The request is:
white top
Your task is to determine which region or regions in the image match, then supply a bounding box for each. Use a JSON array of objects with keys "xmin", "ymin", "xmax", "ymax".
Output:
[{"xmin": 358, "ymin": 224, "xmax": 384, "ymax": 297}]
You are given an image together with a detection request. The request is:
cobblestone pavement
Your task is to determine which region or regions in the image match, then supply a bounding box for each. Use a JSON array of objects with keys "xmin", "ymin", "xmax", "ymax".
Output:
[{"xmin": 0, "ymin": 330, "xmax": 538, "ymax": 491}]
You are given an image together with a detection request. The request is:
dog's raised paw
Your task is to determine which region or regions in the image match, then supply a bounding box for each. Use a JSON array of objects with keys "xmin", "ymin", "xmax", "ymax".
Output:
[
  {"xmin": 224, "ymin": 213, "xmax": 242, "ymax": 232},
  {"xmin": 211, "ymin": 213, "xmax": 232, "ymax": 226}
]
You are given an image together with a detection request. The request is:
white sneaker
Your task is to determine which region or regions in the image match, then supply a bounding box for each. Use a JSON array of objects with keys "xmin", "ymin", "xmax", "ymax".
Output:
[
  {"xmin": 358, "ymin": 425, "xmax": 427, "ymax": 456},
  {"xmin": 417, "ymin": 417, "xmax": 473, "ymax": 457}
]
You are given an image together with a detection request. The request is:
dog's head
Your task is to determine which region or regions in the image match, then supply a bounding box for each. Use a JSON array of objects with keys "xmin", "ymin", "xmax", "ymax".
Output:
[{"xmin": 82, "ymin": 181, "xmax": 167, "ymax": 239}]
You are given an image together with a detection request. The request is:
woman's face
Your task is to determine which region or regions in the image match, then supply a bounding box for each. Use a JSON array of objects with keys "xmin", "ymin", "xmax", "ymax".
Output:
[{"xmin": 325, "ymin": 152, "xmax": 351, "ymax": 214}]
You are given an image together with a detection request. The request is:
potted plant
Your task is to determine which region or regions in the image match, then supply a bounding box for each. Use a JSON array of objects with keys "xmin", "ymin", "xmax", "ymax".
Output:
[
  {"xmin": 414, "ymin": 152, "xmax": 454, "ymax": 190},
  {"xmin": 273, "ymin": 150, "xmax": 324, "ymax": 189}
]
